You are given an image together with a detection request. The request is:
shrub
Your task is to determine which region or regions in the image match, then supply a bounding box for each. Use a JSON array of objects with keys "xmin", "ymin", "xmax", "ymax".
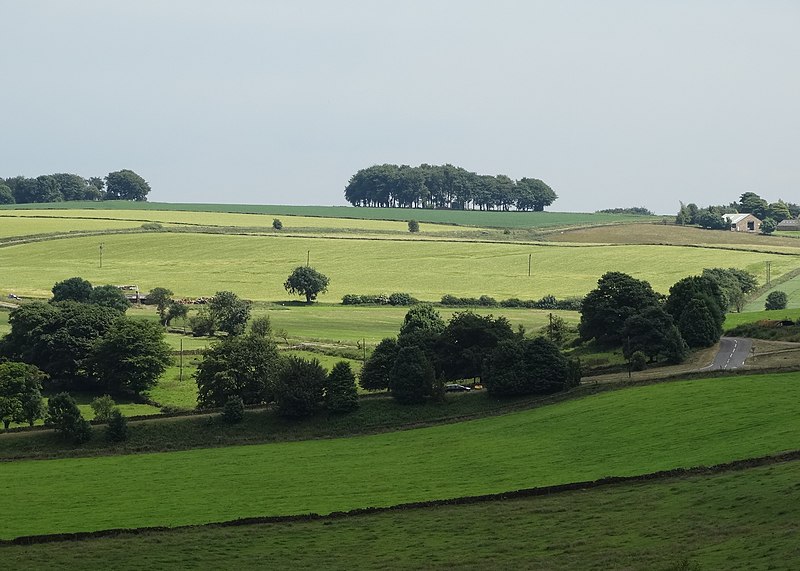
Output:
[
  {"xmin": 274, "ymin": 357, "xmax": 326, "ymax": 418},
  {"xmin": 222, "ymin": 395, "xmax": 245, "ymax": 423},
  {"xmin": 342, "ymin": 294, "xmax": 363, "ymax": 305},
  {"xmin": 388, "ymin": 292, "xmax": 418, "ymax": 306},
  {"xmin": 46, "ymin": 392, "xmax": 92, "ymax": 444},
  {"xmin": 478, "ymin": 295, "xmax": 498, "ymax": 307},
  {"xmin": 141, "ymin": 222, "xmax": 163, "ymax": 230},
  {"xmin": 389, "ymin": 345, "xmax": 435, "ymax": 404},
  {"xmin": 272, "ymin": 218, "xmax": 283, "ymax": 230},
  {"xmin": 326, "ymin": 361, "xmax": 359, "ymax": 413},
  {"xmin": 407, "ymin": 219, "xmax": 419, "ymax": 233},
  {"xmin": 90, "ymin": 395, "xmax": 116, "ymax": 423},
  {"xmin": 630, "ymin": 351, "xmax": 647, "ymax": 371},
  {"xmin": 188, "ymin": 309, "xmax": 216, "ymax": 337},
  {"xmin": 765, "ymin": 290, "xmax": 788, "ymax": 310},
  {"xmin": 106, "ymin": 409, "xmax": 130, "ymax": 442}
]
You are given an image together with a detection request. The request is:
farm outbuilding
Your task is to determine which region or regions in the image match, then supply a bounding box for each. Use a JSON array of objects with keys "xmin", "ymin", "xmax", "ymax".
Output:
[
  {"xmin": 722, "ymin": 213, "xmax": 761, "ymax": 232},
  {"xmin": 777, "ymin": 219, "xmax": 800, "ymax": 231}
]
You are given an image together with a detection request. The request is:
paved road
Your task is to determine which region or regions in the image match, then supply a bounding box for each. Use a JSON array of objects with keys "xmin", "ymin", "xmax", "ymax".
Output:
[{"xmin": 704, "ymin": 337, "xmax": 753, "ymax": 371}]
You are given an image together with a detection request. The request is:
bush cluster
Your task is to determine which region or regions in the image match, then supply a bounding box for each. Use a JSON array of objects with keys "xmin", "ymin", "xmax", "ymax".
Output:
[
  {"xmin": 342, "ymin": 293, "xmax": 419, "ymax": 306},
  {"xmin": 441, "ymin": 294, "xmax": 583, "ymax": 311}
]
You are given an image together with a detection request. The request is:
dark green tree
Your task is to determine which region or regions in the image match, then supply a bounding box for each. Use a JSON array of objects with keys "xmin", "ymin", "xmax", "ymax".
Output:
[
  {"xmin": 765, "ymin": 290, "xmax": 788, "ymax": 310},
  {"xmin": 760, "ymin": 217, "xmax": 777, "ymax": 235},
  {"xmin": 407, "ymin": 219, "xmax": 420, "ymax": 233},
  {"xmin": 46, "ymin": 392, "xmax": 92, "ymax": 443},
  {"xmin": 0, "ymin": 184, "xmax": 14, "ymax": 204},
  {"xmin": 677, "ymin": 298, "xmax": 721, "ymax": 347},
  {"xmin": 165, "ymin": 301, "xmax": 188, "ymax": 327},
  {"xmin": 579, "ymin": 272, "xmax": 660, "ymax": 344},
  {"xmin": 359, "ymin": 337, "xmax": 399, "ymax": 391},
  {"xmin": 326, "ymin": 361, "xmax": 359, "ymax": 413},
  {"xmin": 484, "ymin": 337, "xmax": 571, "ymax": 396},
  {"xmin": 695, "ymin": 210, "xmax": 727, "ymax": 229},
  {"xmin": 436, "ymin": 311, "xmax": 514, "ymax": 382},
  {"xmin": 195, "ymin": 331, "xmax": 281, "ymax": 408},
  {"xmin": 272, "ymin": 218, "xmax": 283, "ymax": 230},
  {"xmin": 188, "ymin": 308, "xmax": 216, "ymax": 337},
  {"xmin": 0, "ymin": 362, "xmax": 46, "ymax": 429},
  {"xmin": 52, "ymin": 277, "xmax": 94, "ymax": 303},
  {"xmin": 90, "ymin": 285, "xmax": 131, "ymax": 312},
  {"xmin": 88, "ymin": 318, "xmax": 172, "ymax": 394},
  {"xmin": 622, "ymin": 306, "xmax": 688, "ymax": 364},
  {"xmin": 665, "ymin": 276, "xmax": 725, "ymax": 347},
  {"xmin": 274, "ymin": 356, "xmax": 326, "ymax": 418},
  {"xmin": 738, "ymin": 192, "xmax": 769, "ymax": 219},
  {"xmin": 209, "ymin": 290, "xmax": 251, "ymax": 336},
  {"xmin": 105, "ymin": 169, "xmax": 151, "ymax": 201},
  {"xmin": 389, "ymin": 345, "xmax": 436, "ymax": 404},
  {"xmin": 284, "ymin": 266, "xmax": 330, "ymax": 303},
  {"xmin": 222, "ymin": 395, "xmax": 246, "ymax": 423},
  {"xmin": 106, "ymin": 409, "xmax": 130, "ymax": 442},
  {"xmin": 1, "ymin": 301, "xmax": 119, "ymax": 385},
  {"xmin": 147, "ymin": 287, "xmax": 174, "ymax": 325}
]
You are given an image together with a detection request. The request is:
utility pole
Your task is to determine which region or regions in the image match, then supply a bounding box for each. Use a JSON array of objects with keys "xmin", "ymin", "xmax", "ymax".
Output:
[
  {"xmin": 99, "ymin": 242, "xmax": 104, "ymax": 269},
  {"xmin": 179, "ymin": 338, "xmax": 183, "ymax": 382},
  {"xmin": 307, "ymin": 250, "xmax": 310, "ymax": 267},
  {"xmin": 528, "ymin": 253, "xmax": 532, "ymax": 277},
  {"xmin": 766, "ymin": 261, "xmax": 771, "ymax": 287}
]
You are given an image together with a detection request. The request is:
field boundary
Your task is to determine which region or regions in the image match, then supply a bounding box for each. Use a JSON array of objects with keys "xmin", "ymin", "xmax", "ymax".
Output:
[{"xmin": 3, "ymin": 449, "xmax": 798, "ymax": 546}]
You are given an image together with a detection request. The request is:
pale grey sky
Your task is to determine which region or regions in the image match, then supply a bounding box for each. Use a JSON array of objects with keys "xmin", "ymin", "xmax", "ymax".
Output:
[{"xmin": 2, "ymin": 1, "xmax": 798, "ymax": 213}]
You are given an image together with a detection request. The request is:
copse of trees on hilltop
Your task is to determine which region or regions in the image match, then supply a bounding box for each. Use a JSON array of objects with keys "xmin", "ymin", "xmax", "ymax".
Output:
[
  {"xmin": 0, "ymin": 169, "xmax": 151, "ymax": 204},
  {"xmin": 344, "ymin": 164, "xmax": 557, "ymax": 211}
]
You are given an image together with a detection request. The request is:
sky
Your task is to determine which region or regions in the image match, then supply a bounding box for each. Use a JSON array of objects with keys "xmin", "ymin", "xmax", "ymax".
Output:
[{"xmin": 2, "ymin": 1, "xmax": 798, "ymax": 214}]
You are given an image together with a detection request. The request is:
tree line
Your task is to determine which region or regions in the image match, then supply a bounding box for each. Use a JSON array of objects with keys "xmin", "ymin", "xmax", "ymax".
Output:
[
  {"xmin": 344, "ymin": 164, "xmax": 557, "ymax": 211},
  {"xmin": 0, "ymin": 169, "xmax": 151, "ymax": 204}
]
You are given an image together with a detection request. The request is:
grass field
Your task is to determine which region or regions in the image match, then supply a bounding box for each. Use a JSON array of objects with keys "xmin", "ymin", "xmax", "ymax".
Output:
[
  {"xmin": 1, "ymin": 373, "xmax": 798, "ymax": 538},
  {"xmin": 0, "ymin": 201, "xmax": 659, "ymax": 229},
  {"xmin": 0, "ymin": 216, "xmax": 145, "ymax": 238},
  {"xmin": 744, "ymin": 271, "xmax": 800, "ymax": 311},
  {"xmin": 5, "ymin": 460, "xmax": 798, "ymax": 570},
  {"xmin": 0, "ymin": 209, "xmax": 475, "ymax": 234},
  {"xmin": 2, "ymin": 232, "xmax": 796, "ymax": 301},
  {"xmin": 547, "ymin": 222, "xmax": 800, "ymax": 252},
  {"xmin": 725, "ymin": 308, "xmax": 800, "ymax": 330}
]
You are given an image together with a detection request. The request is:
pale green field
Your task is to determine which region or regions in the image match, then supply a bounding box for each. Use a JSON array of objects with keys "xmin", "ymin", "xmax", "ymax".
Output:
[
  {"xmin": 0, "ymin": 209, "xmax": 470, "ymax": 234},
  {"xmin": 1, "ymin": 233, "xmax": 795, "ymax": 300},
  {"xmin": 0, "ymin": 216, "xmax": 144, "ymax": 238},
  {"xmin": 744, "ymin": 272, "xmax": 800, "ymax": 311}
]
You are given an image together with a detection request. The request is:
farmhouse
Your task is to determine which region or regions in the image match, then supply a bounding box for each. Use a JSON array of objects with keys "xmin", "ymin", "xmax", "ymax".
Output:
[{"xmin": 723, "ymin": 213, "xmax": 761, "ymax": 232}]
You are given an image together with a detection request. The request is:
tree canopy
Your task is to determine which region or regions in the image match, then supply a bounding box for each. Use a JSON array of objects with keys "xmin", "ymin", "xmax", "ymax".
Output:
[
  {"xmin": 105, "ymin": 169, "xmax": 151, "ymax": 201},
  {"xmin": 344, "ymin": 164, "xmax": 557, "ymax": 211},
  {"xmin": 579, "ymin": 272, "xmax": 661, "ymax": 344},
  {"xmin": 284, "ymin": 266, "xmax": 330, "ymax": 303}
]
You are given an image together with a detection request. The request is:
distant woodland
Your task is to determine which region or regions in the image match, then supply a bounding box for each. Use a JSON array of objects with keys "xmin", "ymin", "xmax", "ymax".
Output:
[
  {"xmin": 0, "ymin": 170, "xmax": 151, "ymax": 205},
  {"xmin": 344, "ymin": 164, "xmax": 557, "ymax": 211}
]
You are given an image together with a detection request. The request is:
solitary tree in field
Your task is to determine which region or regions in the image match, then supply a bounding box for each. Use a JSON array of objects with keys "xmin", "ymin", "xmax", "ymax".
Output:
[
  {"xmin": 284, "ymin": 266, "xmax": 330, "ymax": 303},
  {"xmin": 148, "ymin": 287, "xmax": 174, "ymax": 325},
  {"xmin": 765, "ymin": 290, "xmax": 788, "ymax": 310}
]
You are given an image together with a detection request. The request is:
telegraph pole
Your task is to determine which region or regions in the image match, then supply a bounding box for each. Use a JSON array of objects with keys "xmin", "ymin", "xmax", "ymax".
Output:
[
  {"xmin": 528, "ymin": 253, "xmax": 532, "ymax": 277},
  {"xmin": 766, "ymin": 261, "xmax": 771, "ymax": 287},
  {"xmin": 99, "ymin": 242, "xmax": 104, "ymax": 269}
]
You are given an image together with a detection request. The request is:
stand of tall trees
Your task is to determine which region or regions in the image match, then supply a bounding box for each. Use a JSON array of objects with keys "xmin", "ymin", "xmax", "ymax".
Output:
[
  {"xmin": 0, "ymin": 169, "xmax": 151, "ymax": 204},
  {"xmin": 344, "ymin": 164, "xmax": 557, "ymax": 211}
]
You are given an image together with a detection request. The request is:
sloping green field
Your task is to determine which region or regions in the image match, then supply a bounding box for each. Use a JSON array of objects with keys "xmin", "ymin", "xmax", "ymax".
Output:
[
  {"xmin": 5, "ymin": 460, "xmax": 798, "ymax": 570},
  {"xmin": 0, "ymin": 201, "xmax": 659, "ymax": 228},
  {"xmin": 0, "ymin": 216, "xmax": 144, "ymax": 238},
  {"xmin": 1, "ymin": 232, "xmax": 795, "ymax": 300},
  {"xmin": 1, "ymin": 373, "xmax": 798, "ymax": 539}
]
